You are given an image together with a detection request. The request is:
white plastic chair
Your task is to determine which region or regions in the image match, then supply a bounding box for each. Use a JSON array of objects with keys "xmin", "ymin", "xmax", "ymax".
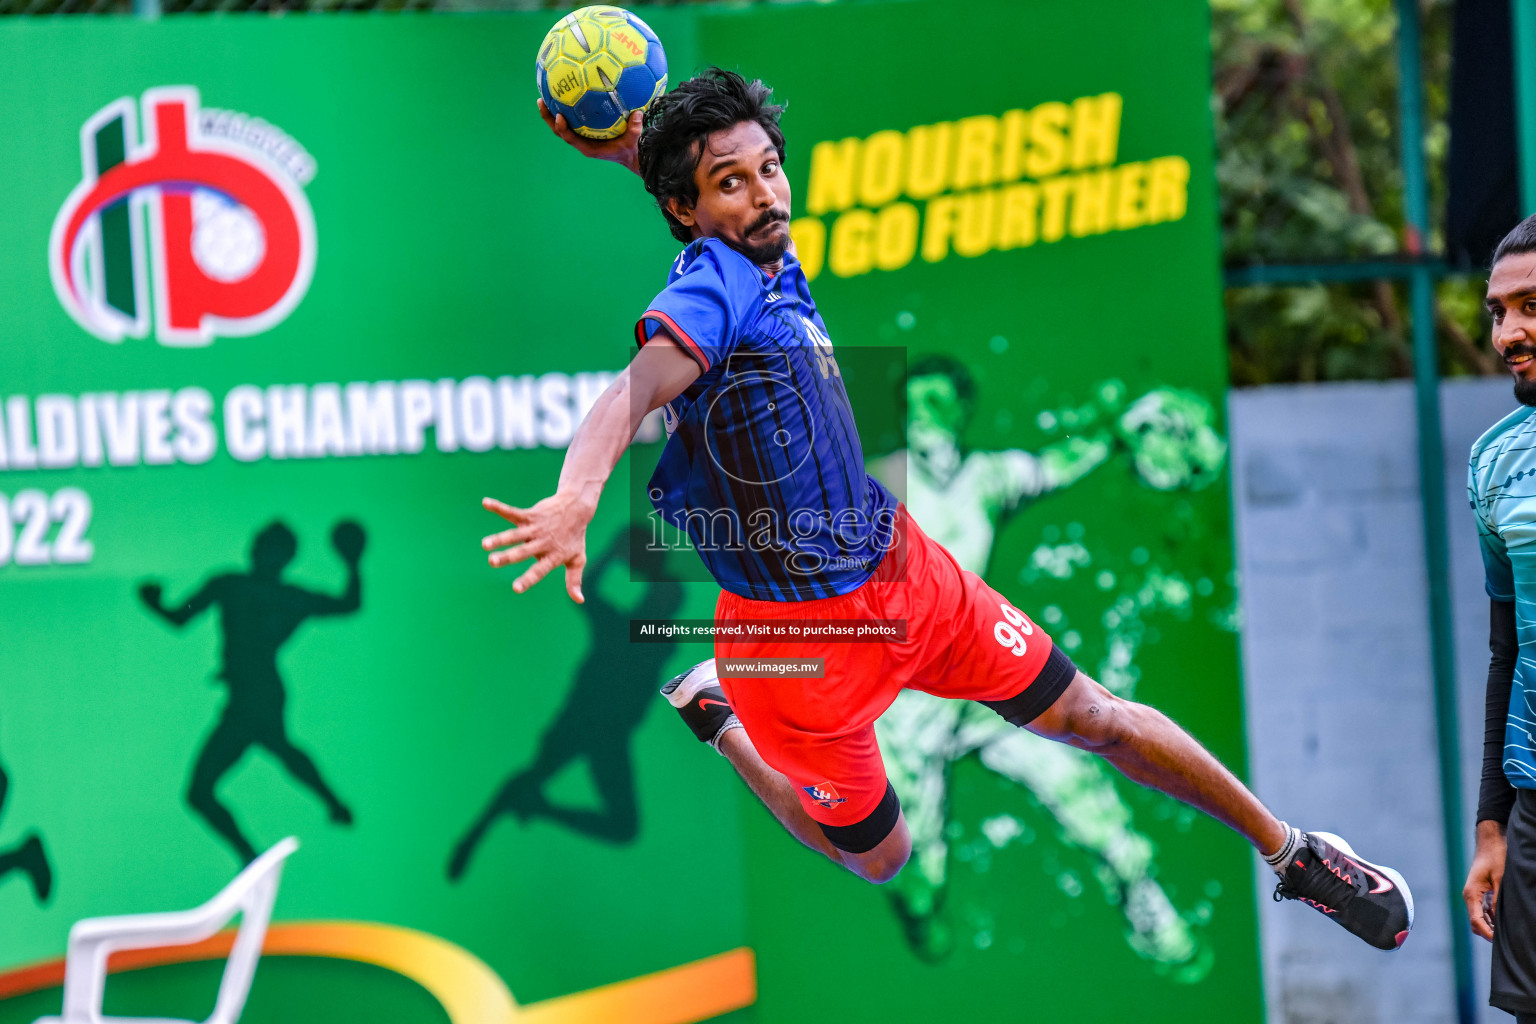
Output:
[{"xmin": 36, "ymin": 836, "xmax": 299, "ymax": 1024}]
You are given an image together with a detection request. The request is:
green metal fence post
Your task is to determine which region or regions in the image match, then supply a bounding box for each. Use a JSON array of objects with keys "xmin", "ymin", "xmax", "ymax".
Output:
[
  {"xmin": 1398, "ymin": 2, "xmax": 1474, "ymax": 1022},
  {"xmin": 1517, "ymin": 0, "xmax": 1536, "ymax": 213}
]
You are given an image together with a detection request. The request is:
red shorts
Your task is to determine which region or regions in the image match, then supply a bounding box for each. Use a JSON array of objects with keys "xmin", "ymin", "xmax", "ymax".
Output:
[{"xmin": 714, "ymin": 508, "xmax": 1075, "ymax": 850}]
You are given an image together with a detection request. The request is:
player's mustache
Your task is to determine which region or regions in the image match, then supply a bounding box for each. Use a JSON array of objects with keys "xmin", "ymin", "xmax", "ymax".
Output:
[
  {"xmin": 746, "ymin": 208, "xmax": 790, "ymax": 235},
  {"xmin": 1506, "ymin": 343, "xmax": 1536, "ymax": 366}
]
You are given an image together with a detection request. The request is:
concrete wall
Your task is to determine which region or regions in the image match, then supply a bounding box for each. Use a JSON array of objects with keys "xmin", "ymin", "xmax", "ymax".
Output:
[{"xmin": 1229, "ymin": 378, "xmax": 1515, "ymax": 1024}]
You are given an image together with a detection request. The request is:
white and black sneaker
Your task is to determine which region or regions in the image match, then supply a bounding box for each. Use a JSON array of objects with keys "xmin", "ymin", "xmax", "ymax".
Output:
[
  {"xmin": 1272, "ymin": 831, "xmax": 1413, "ymax": 951},
  {"xmin": 661, "ymin": 659, "xmax": 741, "ymax": 752}
]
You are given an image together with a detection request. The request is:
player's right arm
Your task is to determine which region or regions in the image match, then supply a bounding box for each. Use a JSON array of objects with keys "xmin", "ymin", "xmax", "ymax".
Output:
[{"xmin": 482, "ymin": 330, "xmax": 700, "ymax": 602}]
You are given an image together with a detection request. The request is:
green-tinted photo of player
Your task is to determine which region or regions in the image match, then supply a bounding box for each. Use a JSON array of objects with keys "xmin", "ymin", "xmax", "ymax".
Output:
[{"xmin": 868, "ymin": 356, "xmax": 1225, "ymax": 969}]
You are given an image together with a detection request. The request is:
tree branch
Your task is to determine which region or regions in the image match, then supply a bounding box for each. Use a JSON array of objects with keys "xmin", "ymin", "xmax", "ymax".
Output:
[
  {"xmin": 1437, "ymin": 307, "xmax": 1502, "ymax": 375},
  {"xmin": 1280, "ymin": 0, "xmax": 1407, "ymax": 373}
]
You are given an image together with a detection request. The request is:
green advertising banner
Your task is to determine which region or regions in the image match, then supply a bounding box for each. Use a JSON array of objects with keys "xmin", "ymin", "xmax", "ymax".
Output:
[{"xmin": 0, "ymin": 2, "xmax": 1258, "ymax": 1021}]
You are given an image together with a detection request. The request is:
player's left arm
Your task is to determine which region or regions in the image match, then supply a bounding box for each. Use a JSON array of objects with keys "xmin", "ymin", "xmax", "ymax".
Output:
[{"xmin": 483, "ymin": 332, "xmax": 701, "ymax": 602}]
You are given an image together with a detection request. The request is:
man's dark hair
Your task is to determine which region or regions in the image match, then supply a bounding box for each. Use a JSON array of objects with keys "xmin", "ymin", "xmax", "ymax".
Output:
[
  {"xmin": 638, "ymin": 67, "xmax": 786, "ymax": 244},
  {"xmin": 1492, "ymin": 212, "xmax": 1536, "ymax": 267}
]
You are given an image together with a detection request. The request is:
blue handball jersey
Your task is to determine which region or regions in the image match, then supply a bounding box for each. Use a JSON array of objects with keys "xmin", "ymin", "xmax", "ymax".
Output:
[
  {"xmin": 635, "ymin": 237, "xmax": 897, "ymax": 602},
  {"xmin": 1470, "ymin": 404, "xmax": 1536, "ymax": 791}
]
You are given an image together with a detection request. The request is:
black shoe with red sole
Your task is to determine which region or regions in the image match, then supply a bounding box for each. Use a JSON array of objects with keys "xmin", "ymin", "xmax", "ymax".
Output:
[{"xmin": 1273, "ymin": 831, "xmax": 1413, "ymax": 951}]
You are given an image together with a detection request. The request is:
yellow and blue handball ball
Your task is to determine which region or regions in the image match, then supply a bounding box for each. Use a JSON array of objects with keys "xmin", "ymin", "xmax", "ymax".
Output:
[{"xmin": 536, "ymin": 5, "xmax": 668, "ymax": 140}]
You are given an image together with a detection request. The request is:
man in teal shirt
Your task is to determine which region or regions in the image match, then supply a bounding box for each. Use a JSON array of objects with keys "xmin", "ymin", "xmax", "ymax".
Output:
[{"xmin": 1466, "ymin": 213, "xmax": 1536, "ymax": 1021}]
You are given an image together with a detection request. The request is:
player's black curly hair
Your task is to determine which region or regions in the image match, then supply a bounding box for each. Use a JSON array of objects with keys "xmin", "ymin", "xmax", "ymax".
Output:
[
  {"xmin": 1493, "ymin": 212, "xmax": 1536, "ymax": 267},
  {"xmin": 638, "ymin": 67, "xmax": 786, "ymax": 244}
]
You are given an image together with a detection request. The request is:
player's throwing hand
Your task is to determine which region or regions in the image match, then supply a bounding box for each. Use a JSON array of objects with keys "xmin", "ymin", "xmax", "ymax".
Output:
[
  {"xmin": 537, "ymin": 99, "xmax": 643, "ymax": 175},
  {"xmin": 482, "ymin": 494, "xmax": 590, "ymax": 603}
]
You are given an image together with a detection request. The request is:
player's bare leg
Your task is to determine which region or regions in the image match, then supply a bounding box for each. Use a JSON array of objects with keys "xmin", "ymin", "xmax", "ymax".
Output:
[
  {"xmin": 1027, "ymin": 669, "xmax": 1413, "ymax": 951},
  {"xmin": 1027, "ymin": 671, "xmax": 1282, "ymax": 851}
]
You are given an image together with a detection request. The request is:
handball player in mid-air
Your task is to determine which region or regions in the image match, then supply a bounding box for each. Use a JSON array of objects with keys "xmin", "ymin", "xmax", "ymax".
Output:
[{"xmin": 483, "ymin": 67, "xmax": 1413, "ymax": 951}]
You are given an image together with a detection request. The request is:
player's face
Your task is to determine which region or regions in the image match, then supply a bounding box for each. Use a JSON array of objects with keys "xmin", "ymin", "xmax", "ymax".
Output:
[
  {"xmin": 908, "ymin": 376, "xmax": 966, "ymax": 438},
  {"xmin": 907, "ymin": 375, "xmax": 967, "ymax": 481},
  {"xmin": 671, "ymin": 120, "xmax": 791, "ymax": 265},
  {"xmin": 1487, "ymin": 250, "xmax": 1536, "ymax": 405}
]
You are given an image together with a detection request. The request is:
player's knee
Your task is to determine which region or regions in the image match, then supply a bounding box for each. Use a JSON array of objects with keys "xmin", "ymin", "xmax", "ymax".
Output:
[
  {"xmin": 849, "ymin": 842, "xmax": 909, "ymax": 885},
  {"xmin": 1060, "ymin": 690, "xmax": 1139, "ymax": 752},
  {"xmin": 819, "ymin": 782, "xmax": 909, "ymax": 883},
  {"xmin": 843, "ymin": 820, "xmax": 911, "ymax": 884}
]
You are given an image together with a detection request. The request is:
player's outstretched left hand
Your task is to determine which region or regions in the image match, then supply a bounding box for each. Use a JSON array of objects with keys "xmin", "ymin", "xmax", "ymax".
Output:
[
  {"xmin": 537, "ymin": 99, "xmax": 643, "ymax": 176},
  {"xmin": 482, "ymin": 494, "xmax": 589, "ymax": 603}
]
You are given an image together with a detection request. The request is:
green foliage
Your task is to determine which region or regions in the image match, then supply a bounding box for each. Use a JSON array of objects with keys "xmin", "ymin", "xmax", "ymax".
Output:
[
  {"xmin": 1227, "ymin": 281, "xmax": 1398, "ymax": 385},
  {"xmin": 1214, "ymin": 0, "xmax": 1497, "ymax": 384},
  {"xmin": 1214, "ymin": 0, "xmax": 1403, "ymax": 262}
]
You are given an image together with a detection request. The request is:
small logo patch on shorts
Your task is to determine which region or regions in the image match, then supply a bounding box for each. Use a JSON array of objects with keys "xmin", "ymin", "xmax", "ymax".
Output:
[{"xmin": 803, "ymin": 782, "xmax": 846, "ymax": 809}]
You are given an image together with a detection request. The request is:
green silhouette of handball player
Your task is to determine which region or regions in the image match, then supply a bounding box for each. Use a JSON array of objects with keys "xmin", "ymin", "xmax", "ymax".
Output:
[
  {"xmin": 447, "ymin": 524, "xmax": 683, "ymax": 881},
  {"xmin": 139, "ymin": 520, "xmax": 364, "ymax": 865}
]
